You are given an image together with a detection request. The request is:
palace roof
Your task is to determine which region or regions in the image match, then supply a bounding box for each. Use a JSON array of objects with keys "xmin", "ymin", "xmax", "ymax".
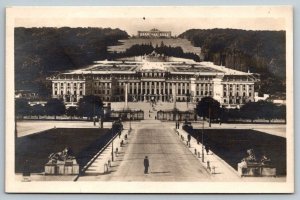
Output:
[{"xmin": 63, "ymin": 58, "xmax": 252, "ymax": 76}]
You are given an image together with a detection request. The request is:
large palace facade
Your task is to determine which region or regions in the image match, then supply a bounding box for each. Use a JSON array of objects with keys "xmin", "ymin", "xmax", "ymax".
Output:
[{"xmin": 48, "ymin": 55, "xmax": 259, "ymax": 108}]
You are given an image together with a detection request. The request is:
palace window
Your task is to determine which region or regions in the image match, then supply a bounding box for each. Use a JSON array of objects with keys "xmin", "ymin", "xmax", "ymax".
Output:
[
  {"xmin": 224, "ymin": 92, "xmax": 227, "ymax": 96},
  {"xmin": 54, "ymin": 91, "xmax": 57, "ymax": 95}
]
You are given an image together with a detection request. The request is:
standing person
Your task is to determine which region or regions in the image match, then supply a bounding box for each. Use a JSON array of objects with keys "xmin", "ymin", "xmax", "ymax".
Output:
[
  {"xmin": 205, "ymin": 144, "xmax": 210, "ymax": 155},
  {"xmin": 187, "ymin": 134, "xmax": 191, "ymax": 145},
  {"xmin": 144, "ymin": 156, "xmax": 149, "ymax": 174}
]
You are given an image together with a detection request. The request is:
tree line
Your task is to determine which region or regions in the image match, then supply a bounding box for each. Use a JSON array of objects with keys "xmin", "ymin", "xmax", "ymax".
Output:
[
  {"xmin": 15, "ymin": 27, "xmax": 129, "ymax": 96},
  {"xmin": 15, "ymin": 95, "xmax": 104, "ymax": 120},
  {"xmin": 196, "ymin": 97, "xmax": 286, "ymax": 124},
  {"xmin": 179, "ymin": 29, "xmax": 286, "ymax": 97}
]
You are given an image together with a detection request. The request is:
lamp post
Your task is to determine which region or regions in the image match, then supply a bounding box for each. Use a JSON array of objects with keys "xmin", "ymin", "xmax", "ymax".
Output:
[
  {"xmin": 111, "ymin": 122, "xmax": 114, "ymax": 162},
  {"xmin": 202, "ymin": 114, "xmax": 205, "ymax": 162},
  {"xmin": 129, "ymin": 110, "xmax": 132, "ymax": 130}
]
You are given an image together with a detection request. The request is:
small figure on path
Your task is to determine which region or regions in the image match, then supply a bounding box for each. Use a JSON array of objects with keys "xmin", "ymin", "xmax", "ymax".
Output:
[
  {"xmin": 187, "ymin": 134, "xmax": 191, "ymax": 144},
  {"xmin": 205, "ymin": 144, "xmax": 210, "ymax": 155},
  {"xmin": 144, "ymin": 156, "xmax": 149, "ymax": 174}
]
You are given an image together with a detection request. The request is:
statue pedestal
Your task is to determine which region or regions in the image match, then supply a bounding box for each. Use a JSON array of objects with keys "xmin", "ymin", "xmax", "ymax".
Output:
[
  {"xmin": 45, "ymin": 159, "xmax": 79, "ymax": 175},
  {"xmin": 237, "ymin": 162, "xmax": 276, "ymax": 177},
  {"xmin": 45, "ymin": 163, "xmax": 56, "ymax": 174}
]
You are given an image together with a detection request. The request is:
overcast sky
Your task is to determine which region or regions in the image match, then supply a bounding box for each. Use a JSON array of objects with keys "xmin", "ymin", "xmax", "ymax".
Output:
[{"xmin": 16, "ymin": 17, "xmax": 286, "ymax": 36}]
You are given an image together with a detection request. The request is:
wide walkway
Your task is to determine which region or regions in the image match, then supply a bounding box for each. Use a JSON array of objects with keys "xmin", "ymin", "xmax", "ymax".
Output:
[{"xmin": 78, "ymin": 120, "xmax": 211, "ymax": 181}]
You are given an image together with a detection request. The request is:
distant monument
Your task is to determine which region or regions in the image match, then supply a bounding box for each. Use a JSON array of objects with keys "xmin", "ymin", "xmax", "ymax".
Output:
[{"xmin": 138, "ymin": 28, "xmax": 171, "ymax": 38}]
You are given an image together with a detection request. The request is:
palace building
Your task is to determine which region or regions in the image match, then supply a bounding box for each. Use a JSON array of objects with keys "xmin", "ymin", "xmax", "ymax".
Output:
[
  {"xmin": 137, "ymin": 28, "xmax": 171, "ymax": 38},
  {"xmin": 48, "ymin": 54, "xmax": 259, "ymax": 108}
]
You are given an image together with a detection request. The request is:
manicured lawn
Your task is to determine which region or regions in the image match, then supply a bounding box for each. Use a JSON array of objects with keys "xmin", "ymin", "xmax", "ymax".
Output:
[
  {"xmin": 15, "ymin": 128, "xmax": 112, "ymax": 173},
  {"xmin": 192, "ymin": 129, "xmax": 286, "ymax": 175}
]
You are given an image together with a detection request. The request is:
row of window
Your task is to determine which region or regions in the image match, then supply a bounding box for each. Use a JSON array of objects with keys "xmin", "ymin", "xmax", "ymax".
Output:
[
  {"xmin": 223, "ymin": 92, "xmax": 252, "ymax": 97},
  {"xmin": 54, "ymin": 82, "xmax": 84, "ymax": 87},
  {"xmin": 94, "ymin": 82, "xmax": 111, "ymax": 87},
  {"xmin": 196, "ymin": 91, "xmax": 212, "ymax": 96},
  {"xmin": 94, "ymin": 89, "xmax": 110, "ymax": 95},
  {"xmin": 54, "ymin": 90, "xmax": 83, "ymax": 96},
  {"xmin": 223, "ymin": 84, "xmax": 254, "ymax": 90},
  {"xmin": 117, "ymin": 82, "xmax": 191, "ymax": 88}
]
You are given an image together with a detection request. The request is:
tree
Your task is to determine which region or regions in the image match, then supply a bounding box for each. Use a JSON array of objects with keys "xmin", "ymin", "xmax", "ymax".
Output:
[
  {"xmin": 276, "ymin": 105, "xmax": 286, "ymax": 123},
  {"xmin": 66, "ymin": 106, "xmax": 78, "ymax": 120},
  {"xmin": 240, "ymin": 101, "xmax": 260, "ymax": 123},
  {"xmin": 31, "ymin": 104, "xmax": 45, "ymax": 119},
  {"xmin": 15, "ymin": 98, "xmax": 31, "ymax": 119},
  {"xmin": 45, "ymin": 98, "xmax": 66, "ymax": 120},
  {"xmin": 258, "ymin": 101, "xmax": 278, "ymax": 123},
  {"xmin": 77, "ymin": 95, "xmax": 104, "ymax": 120},
  {"xmin": 240, "ymin": 100, "xmax": 282, "ymax": 123},
  {"xmin": 196, "ymin": 97, "xmax": 220, "ymax": 127}
]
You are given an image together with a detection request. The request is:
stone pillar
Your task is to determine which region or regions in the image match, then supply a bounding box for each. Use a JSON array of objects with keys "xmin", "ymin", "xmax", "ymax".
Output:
[
  {"xmin": 83, "ymin": 82, "xmax": 86, "ymax": 95},
  {"xmin": 212, "ymin": 78, "xmax": 223, "ymax": 103},
  {"xmin": 172, "ymin": 84, "xmax": 176, "ymax": 108},
  {"xmin": 190, "ymin": 78, "xmax": 196, "ymax": 102},
  {"xmin": 125, "ymin": 83, "xmax": 128, "ymax": 109},
  {"xmin": 140, "ymin": 82, "xmax": 143, "ymax": 101},
  {"xmin": 52, "ymin": 82, "xmax": 55, "ymax": 97}
]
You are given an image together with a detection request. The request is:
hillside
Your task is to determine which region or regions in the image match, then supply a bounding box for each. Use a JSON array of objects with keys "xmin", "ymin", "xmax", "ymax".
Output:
[
  {"xmin": 179, "ymin": 29, "xmax": 286, "ymax": 96},
  {"xmin": 15, "ymin": 27, "xmax": 129, "ymax": 95}
]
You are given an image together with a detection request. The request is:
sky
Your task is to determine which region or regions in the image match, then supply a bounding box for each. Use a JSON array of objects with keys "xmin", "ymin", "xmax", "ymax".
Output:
[{"xmin": 15, "ymin": 17, "xmax": 286, "ymax": 36}]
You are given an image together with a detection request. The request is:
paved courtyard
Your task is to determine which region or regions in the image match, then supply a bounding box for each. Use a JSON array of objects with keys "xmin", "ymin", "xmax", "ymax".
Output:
[{"xmin": 79, "ymin": 120, "xmax": 213, "ymax": 181}]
